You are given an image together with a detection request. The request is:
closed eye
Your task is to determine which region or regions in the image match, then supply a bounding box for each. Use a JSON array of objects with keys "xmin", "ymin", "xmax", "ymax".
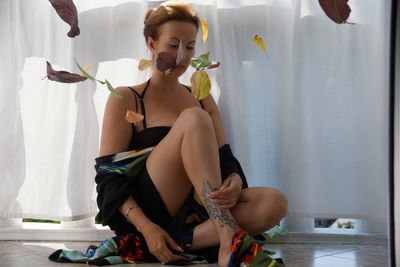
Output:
[{"xmin": 170, "ymin": 45, "xmax": 194, "ymax": 50}]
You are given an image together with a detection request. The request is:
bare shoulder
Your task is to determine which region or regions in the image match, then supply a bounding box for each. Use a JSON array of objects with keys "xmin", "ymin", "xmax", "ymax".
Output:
[
  {"xmin": 107, "ymin": 81, "xmax": 148, "ymax": 111},
  {"xmin": 201, "ymin": 93, "xmax": 219, "ymax": 114},
  {"xmin": 99, "ymin": 84, "xmax": 144, "ymax": 157}
]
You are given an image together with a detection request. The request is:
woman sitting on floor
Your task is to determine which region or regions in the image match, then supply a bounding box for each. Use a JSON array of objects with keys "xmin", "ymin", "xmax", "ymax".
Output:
[{"xmin": 97, "ymin": 1, "xmax": 288, "ymax": 266}]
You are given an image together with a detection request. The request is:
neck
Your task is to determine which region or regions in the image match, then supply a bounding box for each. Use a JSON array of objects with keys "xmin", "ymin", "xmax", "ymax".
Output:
[{"xmin": 149, "ymin": 69, "xmax": 180, "ymax": 91}]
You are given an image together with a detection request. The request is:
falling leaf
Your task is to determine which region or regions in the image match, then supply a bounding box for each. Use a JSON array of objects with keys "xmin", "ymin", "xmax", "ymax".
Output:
[
  {"xmin": 46, "ymin": 61, "xmax": 87, "ymax": 83},
  {"xmin": 138, "ymin": 59, "xmax": 153, "ymax": 71},
  {"xmin": 207, "ymin": 62, "xmax": 220, "ymax": 70},
  {"xmin": 105, "ymin": 79, "xmax": 123, "ymax": 99},
  {"xmin": 318, "ymin": 0, "xmax": 351, "ymax": 24},
  {"xmin": 201, "ymin": 18, "xmax": 208, "ymax": 43},
  {"xmin": 125, "ymin": 110, "xmax": 144, "ymax": 124},
  {"xmin": 79, "ymin": 64, "xmax": 91, "ymax": 76},
  {"xmin": 49, "ymin": 0, "xmax": 80, "ymax": 38},
  {"xmin": 253, "ymin": 35, "xmax": 267, "ymax": 53},
  {"xmin": 75, "ymin": 60, "xmax": 96, "ymax": 81},
  {"xmin": 176, "ymin": 38, "xmax": 184, "ymax": 66},
  {"xmin": 190, "ymin": 70, "xmax": 211, "ymax": 100},
  {"xmin": 190, "ymin": 52, "xmax": 212, "ymax": 70}
]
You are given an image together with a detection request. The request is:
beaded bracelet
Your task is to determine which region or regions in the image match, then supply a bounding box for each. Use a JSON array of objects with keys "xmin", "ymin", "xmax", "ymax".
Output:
[{"xmin": 125, "ymin": 204, "xmax": 140, "ymax": 223}]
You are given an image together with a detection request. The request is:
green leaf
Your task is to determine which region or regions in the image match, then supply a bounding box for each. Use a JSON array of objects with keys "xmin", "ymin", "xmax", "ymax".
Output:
[
  {"xmin": 75, "ymin": 60, "xmax": 96, "ymax": 81},
  {"xmin": 190, "ymin": 52, "xmax": 211, "ymax": 70},
  {"xmin": 105, "ymin": 79, "xmax": 123, "ymax": 99}
]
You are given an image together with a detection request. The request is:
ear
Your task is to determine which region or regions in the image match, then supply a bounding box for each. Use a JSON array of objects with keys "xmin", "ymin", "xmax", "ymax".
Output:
[{"xmin": 147, "ymin": 36, "xmax": 156, "ymax": 54}]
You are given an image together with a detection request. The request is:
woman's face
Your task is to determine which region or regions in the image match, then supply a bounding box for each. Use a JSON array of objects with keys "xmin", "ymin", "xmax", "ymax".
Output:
[{"xmin": 148, "ymin": 20, "xmax": 198, "ymax": 76}]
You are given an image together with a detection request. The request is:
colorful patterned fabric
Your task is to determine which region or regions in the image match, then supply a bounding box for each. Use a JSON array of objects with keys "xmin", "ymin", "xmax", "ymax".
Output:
[
  {"xmin": 96, "ymin": 147, "xmax": 154, "ymax": 176},
  {"xmin": 48, "ymin": 232, "xmax": 210, "ymax": 265},
  {"xmin": 49, "ymin": 149, "xmax": 283, "ymax": 266},
  {"xmin": 227, "ymin": 229, "xmax": 285, "ymax": 267}
]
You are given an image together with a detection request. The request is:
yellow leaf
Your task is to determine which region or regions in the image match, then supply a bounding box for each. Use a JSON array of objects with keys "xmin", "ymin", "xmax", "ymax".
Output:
[
  {"xmin": 190, "ymin": 70, "xmax": 211, "ymax": 100},
  {"xmin": 253, "ymin": 34, "xmax": 267, "ymax": 53},
  {"xmin": 138, "ymin": 59, "xmax": 153, "ymax": 71},
  {"xmin": 78, "ymin": 64, "xmax": 90, "ymax": 76},
  {"xmin": 125, "ymin": 110, "xmax": 144, "ymax": 124},
  {"xmin": 82, "ymin": 64, "xmax": 90, "ymax": 72},
  {"xmin": 201, "ymin": 18, "xmax": 208, "ymax": 43}
]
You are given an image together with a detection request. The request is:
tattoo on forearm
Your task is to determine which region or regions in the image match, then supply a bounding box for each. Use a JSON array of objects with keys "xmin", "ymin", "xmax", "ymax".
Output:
[{"xmin": 201, "ymin": 179, "xmax": 239, "ymax": 230}]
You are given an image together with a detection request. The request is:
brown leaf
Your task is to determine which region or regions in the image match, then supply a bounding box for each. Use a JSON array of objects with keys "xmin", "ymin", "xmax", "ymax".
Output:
[
  {"xmin": 125, "ymin": 110, "xmax": 144, "ymax": 124},
  {"xmin": 318, "ymin": 0, "xmax": 351, "ymax": 24},
  {"xmin": 46, "ymin": 61, "xmax": 87, "ymax": 83},
  {"xmin": 49, "ymin": 0, "xmax": 80, "ymax": 37},
  {"xmin": 156, "ymin": 52, "xmax": 176, "ymax": 73},
  {"xmin": 207, "ymin": 62, "xmax": 220, "ymax": 70}
]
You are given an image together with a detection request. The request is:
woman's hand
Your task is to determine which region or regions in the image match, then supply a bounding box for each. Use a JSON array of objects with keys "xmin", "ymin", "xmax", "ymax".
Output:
[
  {"xmin": 208, "ymin": 173, "xmax": 242, "ymax": 209},
  {"xmin": 141, "ymin": 222, "xmax": 186, "ymax": 264}
]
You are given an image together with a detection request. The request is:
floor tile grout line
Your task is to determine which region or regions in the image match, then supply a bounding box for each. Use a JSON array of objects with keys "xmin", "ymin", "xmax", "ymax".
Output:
[{"xmin": 307, "ymin": 247, "xmax": 362, "ymax": 260}]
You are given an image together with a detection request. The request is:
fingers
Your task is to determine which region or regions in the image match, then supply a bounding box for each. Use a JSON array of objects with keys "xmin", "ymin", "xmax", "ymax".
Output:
[
  {"xmin": 150, "ymin": 235, "xmax": 185, "ymax": 264},
  {"xmin": 214, "ymin": 199, "xmax": 236, "ymax": 209},
  {"xmin": 165, "ymin": 233, "xmax": 184, "ymax": 253},
  {"xmin": 209, "ymin": 188, "xmax": 237, "ymax": 201},
  {"xmin": 209, "ymin": 187, "xmax": 239, "ymax": 209}
]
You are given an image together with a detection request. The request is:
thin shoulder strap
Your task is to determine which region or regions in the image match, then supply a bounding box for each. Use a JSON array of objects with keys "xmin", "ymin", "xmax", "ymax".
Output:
[
  {"xmin": 128, "ymin": 79, "xmax": 151, "ymax": 129},
  {"xmin": 182, "ymin": 84, "xmax": 205, "ymax": 109}
]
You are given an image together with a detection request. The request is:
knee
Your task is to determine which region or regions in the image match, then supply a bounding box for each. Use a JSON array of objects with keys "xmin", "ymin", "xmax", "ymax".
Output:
[
  {"xmin": 179, "ymin": 107, "xmax": 213, "ymax": 131},
  {"xmin": 260, "ymin": 189, "xmax": 288, "ymax": 227},
  {"xmin": 274, "ymin": 189, "xmax": 288, "ymax": 220}
]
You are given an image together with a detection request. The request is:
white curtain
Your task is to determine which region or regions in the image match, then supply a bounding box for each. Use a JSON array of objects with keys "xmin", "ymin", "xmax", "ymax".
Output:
[{"xmin": 0, "ymin": 0, "xmax": 391, "ymax": 228}]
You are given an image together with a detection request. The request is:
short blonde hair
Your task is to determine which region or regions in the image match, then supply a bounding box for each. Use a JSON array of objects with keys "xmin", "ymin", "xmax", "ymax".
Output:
[{"xmin": 143, "ymin": 1, "xmax": 200, "ymax": 42}]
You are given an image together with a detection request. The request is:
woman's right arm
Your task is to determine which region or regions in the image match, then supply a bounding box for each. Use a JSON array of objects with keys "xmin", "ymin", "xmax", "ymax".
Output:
[
  {"xmin": 100, "ymin": 87, "xmax": 185, "ymax": 262},
  {"xmin": 99, "ymin": 87, "xmax": 135, "ymax": 156},
  {"xmin": 99, "ymin": 87, "xmax": 152, "ymax": 231}
]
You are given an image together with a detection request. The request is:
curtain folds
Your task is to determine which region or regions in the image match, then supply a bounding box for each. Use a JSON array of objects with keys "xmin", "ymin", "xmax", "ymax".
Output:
[{"xmin": 0, "ymin": 0, "xmax": 390, "ymax": 229}]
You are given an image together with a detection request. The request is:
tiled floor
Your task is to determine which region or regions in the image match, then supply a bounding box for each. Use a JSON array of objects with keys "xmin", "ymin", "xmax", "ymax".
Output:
[{"xmin": 0, "ymin": 241, "xmax": 388, "ymax": 267}]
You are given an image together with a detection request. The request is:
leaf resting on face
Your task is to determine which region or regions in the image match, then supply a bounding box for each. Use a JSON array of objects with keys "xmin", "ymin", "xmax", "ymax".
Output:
[
  {"xmin": 176, "ymin": 38, "xmax": 184, "ymax": 66},
  {"xmin": 156, "ymin": 52, "xmax": 176, "ymax": 72},
  {"xmin": 48, "ymin": 0, "xmax": 80, "ymax": 38},
  {"xmin": 318, "ymin": 0, "xmax": 351, "ymax": 24},
  {"xmin": 191, "ymin": 70, "xmax": 211, "ymax": 100},
  {"xmin": 46, "ymin": 61, "xmax": 87, "ymax": 83}
]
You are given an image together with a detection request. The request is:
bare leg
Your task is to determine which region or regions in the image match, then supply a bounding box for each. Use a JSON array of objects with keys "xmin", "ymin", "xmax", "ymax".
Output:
[
  {"xmin": 146, "ymin": 107, "xmax": 239, "ymax": 266},
  {"xmin": 191, "ymin": 187, "xmax": 288, "ymax": 250}
]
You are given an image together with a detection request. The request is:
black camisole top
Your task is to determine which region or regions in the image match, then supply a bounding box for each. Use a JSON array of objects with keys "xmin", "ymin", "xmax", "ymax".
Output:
[{"xmin": 128, "ymin": 79, "xmax": 204, "ymax": 150}]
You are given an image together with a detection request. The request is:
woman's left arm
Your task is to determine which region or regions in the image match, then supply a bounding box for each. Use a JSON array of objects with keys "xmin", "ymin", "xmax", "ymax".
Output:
[{"xmin": 200, "ymin": 94, "xmax": 243, "ymax": 209}]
